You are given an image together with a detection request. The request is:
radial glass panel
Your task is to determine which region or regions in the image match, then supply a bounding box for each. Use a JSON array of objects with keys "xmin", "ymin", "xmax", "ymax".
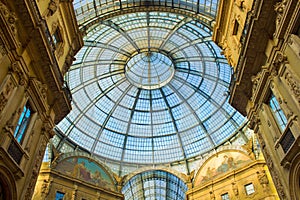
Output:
[{"xmin": 57, "ymin": 10, "xmax": 245, "ymax": 166}]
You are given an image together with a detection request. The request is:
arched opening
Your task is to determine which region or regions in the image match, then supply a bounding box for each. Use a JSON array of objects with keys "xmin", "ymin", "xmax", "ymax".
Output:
[
  {"xmin": 122, "ymin": 170, "xmax": 187, "ymax": 200},
  {"xmin": 0, "ymin": 170, "xmax": 16, "ymax": 200},
  {"xmin": 290, "ymin": 153, "xmax": 300, "ymax": 200}
]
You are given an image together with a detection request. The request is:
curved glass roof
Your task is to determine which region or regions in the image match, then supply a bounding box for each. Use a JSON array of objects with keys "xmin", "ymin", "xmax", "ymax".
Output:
[
  {"xmin": 57, "ymin": 9, "xmax": 245, "ymax": 167},
  {"xmin": 122, "ymin": 170, "xmax": 187, "ymax": 200},
  {"xmin": 73, "ymin": 0, "xmax": 219, "ymax": 27},
  {"xmin": 125, "ymin": 52, "xmax": 175, "ymax": 90}
]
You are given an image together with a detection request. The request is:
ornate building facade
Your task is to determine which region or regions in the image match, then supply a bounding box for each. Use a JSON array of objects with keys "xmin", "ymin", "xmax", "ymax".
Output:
[
  {"xmin": 0, "ymin": 0, "xmax": 82, "ymax": 199},
  {"xmin": 0, "ymin": 0, "xmax": 298, "ymax": 199},
  {"xmin": 214, "ymin": 0, "xmax": 300, "ymax": 199},
  {"xmin": 32, "ymin": 152, "xmax": 124, "ymax": 200}
]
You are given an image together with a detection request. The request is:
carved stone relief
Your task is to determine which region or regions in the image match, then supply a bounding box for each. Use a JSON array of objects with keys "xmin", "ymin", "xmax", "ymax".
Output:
[
  {"xmin": 0, "ymin": 74, "xmax": 16, "ymax": 114},
  {"xmin": 209, "ymin": 190, "xmax": 215, "ymax": 200},
  {"xmin": 24, "ymin": 138, "xmax": 48, "ymax": 199},
  {"xmin": 251, "ymin": 71, "xmax": 262, "ymax": 100},
  {"xmin": 41, "ymin": 178, "xmax": 52, "ymax": 198},
  {"xmin": 220, "ymin": 40, "xmax": 233, "ymax": 66},
  {"xmin": 232, "ymin": 182, "xmax": 239, "ymax": 196},
  {"xmin": 274, "ymin": 0, "xmax": 288, "ymax": 37},
  {"xmin": 272, "ymin": 52, "xmax": 287, "ymax": 74},
  {"xmin": 284, "ymin": 71, "xmax": 300, "ymax": 105},
  {"xmin": 10, "ymin": 62, "xmax": 27, "ymax": 86},
  {"xmin": 0, "ymin": 2, "xmax": 18, "ymax": 38},
  {"xmin": 0, "ymin": 38, "xmax": 7, "ymax": 55},
  {"xmin": 51, "ymin": 22, "xmax": 65, "ymax": 58},
  {"xmin": 257, "ymin": 170, "xmax": 269, "ymax": 189},
  {"xmin": 47, "ymin": 0, "xmax": 59, "ymax": 17},
  {"xmin": 234, "ymin": 0, "xmax": 245, "ymax": 9},
  {"xmin": 260, "ymin": 139, "xmax": 287, "ymax": 199}
]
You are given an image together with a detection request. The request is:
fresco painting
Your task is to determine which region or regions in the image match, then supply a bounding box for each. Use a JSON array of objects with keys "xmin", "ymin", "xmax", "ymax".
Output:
[
  {"xmin": 194, "ymin": 151, "xmax": 251, "ymax": 186},
  {"xmin": 55, "ymin": 157, "xmax": 115, "ymax": 191}
]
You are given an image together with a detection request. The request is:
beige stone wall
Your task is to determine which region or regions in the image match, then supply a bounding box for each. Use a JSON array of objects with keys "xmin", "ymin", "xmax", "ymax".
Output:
[{"xmin": 213, "ymin": 0, "xmax": 254, "ymax": 68}]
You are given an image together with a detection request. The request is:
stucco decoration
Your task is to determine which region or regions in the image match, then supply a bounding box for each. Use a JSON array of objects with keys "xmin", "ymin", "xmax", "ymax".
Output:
[
  {"xmin": 54, "ymin": 156, "xmax": 116, "ymax": 191},
  {"xmin": 194, "ymin": 150, "xmax": 251, "ymax": 186}
]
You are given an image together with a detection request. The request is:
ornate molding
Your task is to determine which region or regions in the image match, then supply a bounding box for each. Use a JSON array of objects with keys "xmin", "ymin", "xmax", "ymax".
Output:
[
  {"xmin": 24, "ymin": 138, "xmax": 48, "ymax": 199},
  {"xmin": 0, "ymin": 2, "xmax": 19, "ymax": 39},
  {"xmin": 273, "ymin": 51, "xmax": 287, "ymax": 68},
  {"xmin": 261, "ymin": 143, "xmax": 287, "ymax": 199},
  {"xmin": 47, "ymin": 0, "xmax": 59, "ymax": 17},
  {"xmin": 9, "ymin": 62, "xmax": 27, "ymax": 86},
  {"xmin": 274, "ymin": 0, "xmax": 288, "ymax": 38},
  {"xmin": 220, "ymin": 40, "xmax": 233, "ymax": 66},
  {"xmin": 232, "ymin": 182, "xmax": 239, "ymax": 196},
  {"xmin": 0, "ymin": 73, "xmax": 17, "ymax": 114},
  {"xmin": 257, "ymin": 170, "xmax": 269, "ymax": 189},
  {"xmin": 0, "ymin": 38, "xmax": 7, "ymax": 55},
  {"xmin": 251, "ymin": 70, "xmax": 262, "ymax": 100},
  {"xmin": 284, "ymin": 71, "xmax": 300, "ymax": 105},
  {"xmin": 40, "ymin": 178, "xmax": 52, "ymax": 198},
  {"xmin": 234, "ymin": 0, "xmax": 245, "ymax": 9}
]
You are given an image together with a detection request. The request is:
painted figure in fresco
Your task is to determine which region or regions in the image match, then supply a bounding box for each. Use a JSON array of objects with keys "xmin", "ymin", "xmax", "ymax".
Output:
[
  {"xmin": 92, "ymin": 170, "xmax": 103, "ymax": 185},
  {"xmin": 72, "ymin": 159, "xmax": 92, "ymax": 181},
  {"xmin": 217, "ymin": 155, "xmax": 236, "ymax": 173},
  {"xmin": 78, "ymin": 161, "xmax": 92, "ymax": 181}
]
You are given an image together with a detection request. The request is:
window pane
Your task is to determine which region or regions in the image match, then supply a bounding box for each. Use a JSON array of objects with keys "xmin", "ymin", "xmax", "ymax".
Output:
[
  {"xmin": 245, "ymin": 183, "xmax": 255, "ymax": 195},
  {"xmin": 55, "ymin": 191, "xmax": 65, "ymax": 200},
  {"xmin": 14, "ymin": 103, "xmax": 32, "ymax": 143},
  {"xmin": 269, "ymin": 94, "xmax": 288, "ymax": 131},
  {"xmin": 221, "ymin": 193, "xmax": 230, "ymax": 200}
]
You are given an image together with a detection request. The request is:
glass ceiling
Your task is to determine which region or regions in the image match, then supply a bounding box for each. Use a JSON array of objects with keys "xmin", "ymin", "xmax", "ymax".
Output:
[
  {"xmin": 122, "ymin": 170, "xmax": 187, "ymax": 200},
  {"xmin": 56, "ymin": 2, "xmax": 246, "ymax": 168},
  {"xmin": 73, "ymin": 0, "xmax": 219, "ymax": 27}
]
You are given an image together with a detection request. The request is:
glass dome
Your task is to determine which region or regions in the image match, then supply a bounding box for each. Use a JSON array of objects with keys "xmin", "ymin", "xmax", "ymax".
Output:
[
  {"xmin": 125, "ymin": 52, "xmax": 175, "ymax": 90},
  {"xmin": 57, "ymin": 10, "xmax": 245, "ymax": 167}
]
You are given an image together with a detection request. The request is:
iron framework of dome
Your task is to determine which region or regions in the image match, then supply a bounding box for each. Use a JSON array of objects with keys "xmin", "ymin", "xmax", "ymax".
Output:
[{"xmin": 54, "ymin": 0, "xmax": 245, "ymax": 174}]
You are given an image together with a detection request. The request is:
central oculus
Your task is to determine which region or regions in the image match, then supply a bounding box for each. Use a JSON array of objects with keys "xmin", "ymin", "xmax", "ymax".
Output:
[{"xmin": 125, "ymin": 52, "xmax": 175, "ymax": 90}]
